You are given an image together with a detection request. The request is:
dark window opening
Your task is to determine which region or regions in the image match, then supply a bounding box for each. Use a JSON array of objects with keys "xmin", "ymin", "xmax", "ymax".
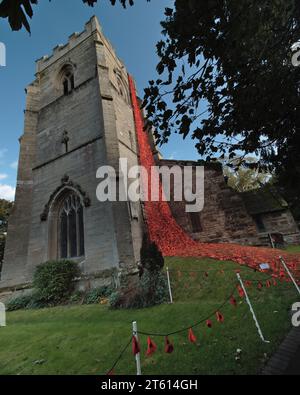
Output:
[
  {"xmin": 63, "ymin": 78, "xmax": 69, "ymax": 96},
  {"xmin": 59, "ymin": 194, "xmax": 85, "ymax": 259},
  {"xmin": 190, "ymin": 212, "xmax": 203, "ymax": 233},
  {"xmin": 62, "ymin": 71, "xmax": 75, "ymax": 96},
  {"xmin": 253, "ymin": 214, "xmax": 266, "ymax": 233},
  {"xmin": 60, "ymin": 211, "xmax": 68, "ymax": 259},
  {"xmin": 70, "ymin": 74, "xmax": 75, "ymax": 90}
]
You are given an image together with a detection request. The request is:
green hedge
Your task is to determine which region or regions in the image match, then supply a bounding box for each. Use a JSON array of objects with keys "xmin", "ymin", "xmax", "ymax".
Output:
[{"xmin": 33, "ymin": 260, "xmax": 80, "ymax": 305}]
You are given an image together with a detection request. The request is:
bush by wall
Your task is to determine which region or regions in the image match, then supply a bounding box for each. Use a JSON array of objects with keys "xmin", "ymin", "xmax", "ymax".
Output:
[
  {"xmin": 33, "ymin": 260, "xmax": 80, "ymax": 306},
  {"xmin": 6, "ymin": 294, "xmax": 33, "ymax": 312},
  {"xmin": 140, "ymin": 233, "xmax": 164, "ymax": 273},
  {"xmin": 110, "ymin": 237, "xmax": 167, "ymax": 309},
  {"xmin": 109, "ymin": 269, "xmax": 168, "ymax": 310},
  {"xmin": 84, "ymin": 286, "xmax": 114, "ymax": 305}
]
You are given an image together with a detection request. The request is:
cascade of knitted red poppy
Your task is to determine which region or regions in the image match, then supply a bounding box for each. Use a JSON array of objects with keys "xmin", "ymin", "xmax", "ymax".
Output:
[
  {"xmin": 188, "ymin": 328, "xmax": 197, "ymax": 344},
  {"xmin": 280, "ymin": 271, "xmax": 286, "ymax": 278},
  {"xmin": 132, "ymin": 336, "xmax": 140, "ymax": 356},
  {"xmin": 128, "ymin": 75, "xmax": 300, "ymax": 274},
  {"xmin": 165, "ymin": 337, "xmax": 174, "ymax": 354},
  {"xmin": 146, "ymin": 337, "xmax": 157, "ymax": 356},
  {"xmin": 266, "ymin": 280, "xmax": 272, "ymax": 288}
]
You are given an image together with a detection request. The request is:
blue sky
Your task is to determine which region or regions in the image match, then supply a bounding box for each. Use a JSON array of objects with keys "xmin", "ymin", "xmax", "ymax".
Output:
[{"xmin": 0, "ymin": 0, "xmax": 200, "ymax": 201}]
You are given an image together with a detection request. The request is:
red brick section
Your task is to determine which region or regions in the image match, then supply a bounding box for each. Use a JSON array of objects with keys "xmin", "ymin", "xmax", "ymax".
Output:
[{"xmin": 128, "ymin": 75, "xmax": 300, "ymax": 276}]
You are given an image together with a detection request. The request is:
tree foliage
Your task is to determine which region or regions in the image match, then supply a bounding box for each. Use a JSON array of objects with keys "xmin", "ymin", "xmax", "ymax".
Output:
[
  {"xmin": 142, "ymin": 0, "xmax": 300, "ymax": 193},
  {"xmin": 1, "ymin": 0, "xmax": 299, "ymax": 196},
  {"xmin": 0, "ymin": 0, "xmax": 146, "ymax": 33},
  {"xmin": 223, "ymin": 158, "xmax": 271, "ymax": 193}
]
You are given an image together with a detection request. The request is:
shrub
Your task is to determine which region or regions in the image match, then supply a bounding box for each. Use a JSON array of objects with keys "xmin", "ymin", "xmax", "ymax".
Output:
[
  {"xmin": 109, "ymin": 269, "xmax": 168, "ymax": 310},
  {"xmin": 84, "ymin": 286, "xmax": 114, "ymax": 305},
  {"xmin": 109, "ymin": 286, "xmax": 144, "ymax": 310},
  {"xmin": 140, "ymin": 269, "xmax": 168, "ymax": 307},
  {"xmin": 140, "ymin": 233, "xmax": 164, "ymax": 273},
  {"xmin": 108, "ymin": 291, "xmax": 122, "ymax": 308},
  {"xmin": 33, "ymin": 260, "xmax": 80, "ymax": 306},
  {"xmin": 110, "ymin": 236, "xmax": 167, "ymax": 310},
  {"xmin": 69, "ymin": 291, "xmax": 85, "ymax": 304},
  {"xmin": 6, "ymin": 294, "xmax": 32, "ymax": 311},
  {"xmin": 26, "ymin": 294, "xmax": 48, "ymax": 310}
]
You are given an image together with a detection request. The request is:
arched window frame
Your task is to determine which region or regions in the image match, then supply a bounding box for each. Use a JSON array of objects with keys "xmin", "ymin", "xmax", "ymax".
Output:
[
  {"xmin": 58, "ymin": 192, "xmax": 85, "ymax": 259},
  {"xmin": 114, "ymin": 69, "xmax": 130, "ymax": 105},
  {"xmin": 46, "ymin": 185, "xmax": 87, "ymax": 261},
  {"xmin": 58, "ymin": 64, "xmax": 75, "ymax": 96}
]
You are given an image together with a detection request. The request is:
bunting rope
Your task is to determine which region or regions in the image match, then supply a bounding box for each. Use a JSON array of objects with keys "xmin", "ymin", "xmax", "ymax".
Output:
[
  {"xmin": 106, "ymin": 336, "xmax": 133, "ymax": 375},
  {"xmin": 105, "ymin": 284, "xmax": 239, "ymax": 374},
  {"xmin": 136, "ymin": 284, "xmax": 238, "ymax": 337},
  {"xmin": 104, "ymin": 262, "xmax": 298, "ymax": 375}
]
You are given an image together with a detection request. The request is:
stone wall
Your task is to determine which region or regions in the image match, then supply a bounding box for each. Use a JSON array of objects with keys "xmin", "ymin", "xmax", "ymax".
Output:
[
  {"xmin": 1, "ymin": 16, "xmax": 144, "ymax": 292},
  {"xmin": 259, "ymin": 210, "xmax": 300, "ymax": 245},
  {"xmin": 158, "ymin": 159, "xmax": 300, "ymax": 246},
  {"xmin": 159, "ymin": 160, "xmax": 260, "ymax": 245}
]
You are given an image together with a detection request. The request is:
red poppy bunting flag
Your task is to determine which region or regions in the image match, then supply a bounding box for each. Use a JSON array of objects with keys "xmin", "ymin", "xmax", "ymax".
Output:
[
  {"xmin": 146, "ymin": 337, "xmax": 157, "ymax": 357},
  {"xmin": 188, "ymin": 328, "xmax": 197, "ymax": 344},
  {"xmin": 206, "ymin": 320, "xmax": 212, "ymax": 328},
  {"xmin": 238, "ymin": 285, "xmax": 245, "ymax": 298},
  {"xmin": 230, "ymin": 296, "xmax": 237, "ymax": 307},
  {"xmin": 216, "ymin": 311, "xmax": 224, "ymax": 323},
  {"xmin": 132, "ymin": 336, "xmax": 140, "ymax": 356},
  {"xmin": 165, "ymin": 337, "xmax": 174, "ymax": 354}
]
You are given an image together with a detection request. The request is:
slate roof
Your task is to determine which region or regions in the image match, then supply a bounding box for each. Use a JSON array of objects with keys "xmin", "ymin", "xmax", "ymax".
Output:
[{"xmin": 241, "ymin": 187, "xmax": 289, "ymax": 215}]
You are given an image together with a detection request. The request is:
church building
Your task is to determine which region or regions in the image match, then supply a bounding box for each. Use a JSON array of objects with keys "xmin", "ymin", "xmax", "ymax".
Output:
[{"xmin": 1, "ymin": 17, "xmax": 299, "ymax": 295}]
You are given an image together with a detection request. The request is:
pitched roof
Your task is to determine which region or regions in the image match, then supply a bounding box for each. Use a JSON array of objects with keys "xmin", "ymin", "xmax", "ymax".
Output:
[{"xmin": 241, "ymin": 187, "xmax": 289, "ymax": 215}]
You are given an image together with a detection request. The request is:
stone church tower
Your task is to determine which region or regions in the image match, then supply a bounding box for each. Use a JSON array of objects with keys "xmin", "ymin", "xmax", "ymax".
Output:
[{"xmin": 1, "ymin": 17, "xmax": 144, "ymax": 290}]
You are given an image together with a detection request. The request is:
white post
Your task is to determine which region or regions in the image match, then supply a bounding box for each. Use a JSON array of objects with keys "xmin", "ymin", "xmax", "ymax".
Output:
[
  {"xmin": 268, "ymin": 233, "xmax": 275, "ymax": 249},
  {"xmin": 0, "ymin": 303, "xmax": 6, "ymax": 327},
  {"xmin": 236, "ymin": 273, "xmax": 270, "ymax": 343},
  {"xmin": 279, "ymin": 256, "xmax": 300, "ymax": 296},
  {"xmin": 132, "ymin": 321, "xmax": 142, "ymax": 376},
  {"xmin": 166, "ymin": 266, "xmax": 173, "ymax": 304}
]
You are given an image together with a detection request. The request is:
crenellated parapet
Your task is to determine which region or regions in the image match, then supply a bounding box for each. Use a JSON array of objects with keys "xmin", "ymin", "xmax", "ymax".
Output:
[{"xmin": 35, "ymin": 15, "xmax": 125, "ymax": 77}]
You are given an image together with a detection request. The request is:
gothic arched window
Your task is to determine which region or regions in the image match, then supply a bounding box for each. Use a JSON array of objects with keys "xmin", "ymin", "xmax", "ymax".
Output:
[
  {"xmin": 60, "ymin": 65, "xmax": 75, "ymax": 96},
  {"xmin": 115, "ymin": 72, "xmax": 130, "ymax": 105},
  {"xmin": 59, "ymin": 193, "xmax": 85, "ymax": 259}
]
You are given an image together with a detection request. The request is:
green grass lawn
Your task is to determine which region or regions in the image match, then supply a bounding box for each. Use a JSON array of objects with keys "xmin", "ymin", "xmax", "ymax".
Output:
[
  {"xmin": 0, "ymin": 257, "xmax": 298, "ymax": 375},
  {"xmin": 285, "ymin": 245, "xmax": 300, "ymax": 254}
]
